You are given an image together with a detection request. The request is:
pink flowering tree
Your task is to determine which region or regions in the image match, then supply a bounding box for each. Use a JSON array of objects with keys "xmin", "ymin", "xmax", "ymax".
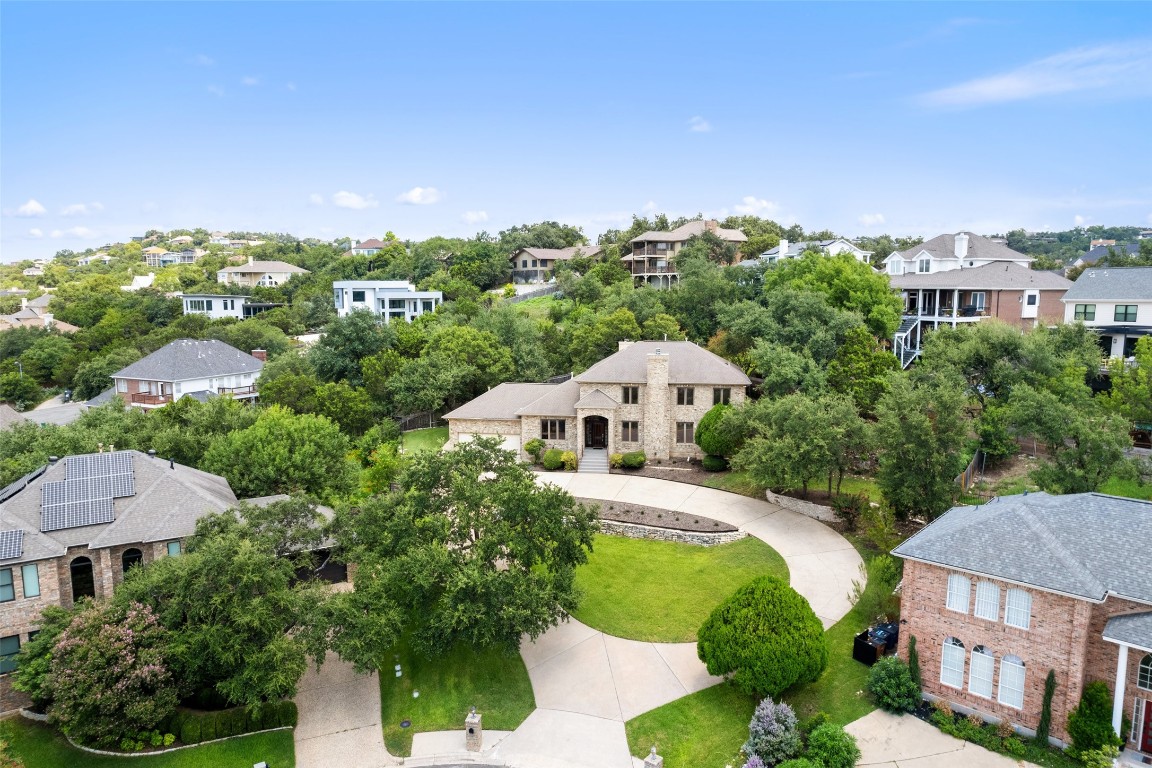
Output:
[{"xmin": 46, "ymin": 601, "xmax": 178, "ymax": 747}]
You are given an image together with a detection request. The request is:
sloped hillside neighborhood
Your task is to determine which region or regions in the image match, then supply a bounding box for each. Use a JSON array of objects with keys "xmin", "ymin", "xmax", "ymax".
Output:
[{"xmin": 3, "ymin": 219, "xmax": 1152, "ymax": 768}]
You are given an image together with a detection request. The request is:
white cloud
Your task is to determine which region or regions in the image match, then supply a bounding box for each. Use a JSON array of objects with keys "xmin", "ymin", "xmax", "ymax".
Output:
[
  {"xmin": 641, "ymin": 200, "xmax": 658, "ymax": 214},
  {"xmin": 396, "ymin": 186, "xmax": 443, "ymax": 205},
  {"xmin": 207, "ymin": 85, "xmax": 225, "ymax": 97},
  {"xmin": 50, "ymin": 226, "xmax": 96, "ymax": 239},
  {"xmin": 308, "ymin": 193, "xmax": 325, "ymax": 206},
  {"xmin": 687, "ymin": 116, "xmax": 712, "ymax": 133},
  {"xmin": 241, "ymin": 76, "xmax": 260, "ymax": 86},
  {"xmin": 921, "ymin": 40, "xmax": 1152, "ymax": 108},
  {"xmin": 733, "ymin": 196, "xmax": 779, "ymax": 216},
  {"xmin": 858, "ymin": 213, "xmax": 887, "ymax": 227},
  {"xmin": 462, "ymin": 210, "xmax": 488, "ymax": 224},
  {"xmin": 28, "ymin": 228, "xmax": 43, "ymax": 238},
  {"xmin": 60, "ymin": 202, "xmax": 103, "ymax": 216},
  {"xmin": 15, "ymin": 199, "xmax": 47, "ymax": 217},
  {"xmin": 192, "ymin": 54, "xmax": 215, "ymax": 66},
  {"xmin": 1074, "ymin": 214, "xmax": 1087, "ymax": 227},
  {"xmin": 332, "ymin": 190, "xmax": 380, "ymax": 210}
]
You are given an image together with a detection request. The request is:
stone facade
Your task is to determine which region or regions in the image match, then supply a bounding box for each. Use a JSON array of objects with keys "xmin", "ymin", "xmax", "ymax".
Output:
[
  {"xmin": 598, "ymin": 519, "xmax": 747, "ymax": 546},
  {"xmin": 520, "ymin": 416, "xmax": 577, "ymax": 458},
  {"xmin": 898, "ymin": 559, "xmax": 1152, "ymax": 747},
  {"xmin": 763, "ymin": 491, "xmax": 838, "ymax": 523}
]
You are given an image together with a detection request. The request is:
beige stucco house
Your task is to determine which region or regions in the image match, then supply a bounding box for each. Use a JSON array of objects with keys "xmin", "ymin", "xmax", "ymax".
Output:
[{"xmin": 444, "ymin": 340, "xmax": 750, "ymax": 468}]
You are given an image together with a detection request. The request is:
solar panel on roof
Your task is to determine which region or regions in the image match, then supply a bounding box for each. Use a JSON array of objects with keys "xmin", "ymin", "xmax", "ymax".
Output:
[
  {"xmin": 0, "ymin": 529, "xmax": 23, "ymax": 560},
  {"xmin": 38, "ymin": 451, "xmax": 135, "ymax": 532},
  {"xmin": 41, "ymin": 497, "xmax": 114, "ymax": 532}
]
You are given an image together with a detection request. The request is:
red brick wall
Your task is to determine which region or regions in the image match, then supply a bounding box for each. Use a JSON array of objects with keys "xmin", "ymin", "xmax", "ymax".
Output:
[{"xmin": 1084, "ymin": 598, "xmax": 1152, "ymax": 750}]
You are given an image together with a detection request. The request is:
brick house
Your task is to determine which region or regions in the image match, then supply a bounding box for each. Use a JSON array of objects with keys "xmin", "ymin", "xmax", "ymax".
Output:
[
  {"xmin": 893, "ymin": 492, "xmax": 1152, "ymax": 760},
  {"xmin": 444, "ymin": 340, "xmax": 751, "ymax": 469},
  {"xmin": 110, "ymin": 338, "xmax": 264, "ymax": 408}
]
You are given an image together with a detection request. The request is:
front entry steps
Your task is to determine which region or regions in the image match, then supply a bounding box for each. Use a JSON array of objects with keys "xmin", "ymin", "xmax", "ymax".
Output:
[{"xmin": 579, "ymin": 448, "xmax": 609, "ymax": 474}]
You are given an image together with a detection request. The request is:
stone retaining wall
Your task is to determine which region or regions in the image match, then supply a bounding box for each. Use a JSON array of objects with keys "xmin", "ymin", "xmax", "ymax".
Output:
[
  {"xmin": 598, "ymin": 519, "xmax": 746, "ymax": 546},
  {"xmin": 764, "ymin": 490, "xmax": 838, "ymax": 523}
]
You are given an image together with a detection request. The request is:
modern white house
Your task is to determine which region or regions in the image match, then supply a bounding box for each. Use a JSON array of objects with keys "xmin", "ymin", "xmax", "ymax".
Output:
[
  {"xmin": 751, "ymin": 238, "xmax": 872, "ymax": 266},
  {"xmin": 216, "ymin": 258, "xmax": 309, "ymax": 288},
  {"xmin": 332, "ymin": 281, "xmax": 443, "ymax": 321},
  {"xmin": 180, "ymin": 294, "xmax": 282, "ymax": 321},
  {"xmin": 884, "ymin": 232, "xmax": 1033, "ymax": 276},
  {"xmin": 110, "ymin": 339, "xmax": 265, "ymax": 408},
  {"xmin": 1061, "ymin": 266, "xmax": 1152, "ymax": 359}
]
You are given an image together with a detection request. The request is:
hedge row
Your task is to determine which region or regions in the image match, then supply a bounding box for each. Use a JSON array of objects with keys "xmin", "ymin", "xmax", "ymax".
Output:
[{"xmin": 164, "ymin": 700, "xmax": 298, "ymax": 745}]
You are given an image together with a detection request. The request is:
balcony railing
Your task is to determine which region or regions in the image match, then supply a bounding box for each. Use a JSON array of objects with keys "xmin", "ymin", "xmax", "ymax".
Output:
[
  {"xmin": 632, "ymin": 246, "xmax": 673, "ymax": 257},
  {"xmin": 217, "ymin": 384, "xmax": 257, "ymax": 396},
  {"xmin": 129, "ymin": 393, "xmax": 172, "ymax": 405},
  {"xmin": 631, "ymin": 264, "xmax": 677, "ymax": 274}
]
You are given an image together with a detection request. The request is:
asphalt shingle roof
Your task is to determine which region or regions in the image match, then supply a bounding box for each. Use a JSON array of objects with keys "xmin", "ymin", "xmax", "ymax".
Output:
[
  {"xmin": 516, "ymin": 379, "xmax": 580, "ymax": 417},
  {"xmin": 1063, "ymin": 266, "xmax": 1152, "ymax": 302},
  {"xmin": 573, "ymin": 388, "xmax": 619, "ymax": 409},
  {"xmin": 630, "ymin": 220, "xmax": 747, "ymax": 244},
  {"xmin": 889, "ymin": 232, "xmax": 1032, "ymax": 264},
  {"xmin": 443, "ymin": 383, "xmax": 558, "ymax": 421},
  {"xmin": 575, "ymin": 341, "xmax": 752, "ymax": 386},
  {"xmin": 890, "ymin": 262, "xmax": 1072, "ymax": 291},
  {"xmin": 112, "ymin": 339, "xmax": 264, "ymax": 383},
  {"xmin": 510, "ymin": 246, "xmax": 602, "ymax": 262},
  {"xmin": 1102, "ymin": 612, "xmax": 1152, "ymax": 651},
  {"xmin": 893, "ymin": 492, "xmax": 1152, "ymax": 603},
  {"xmin": 1078, "ymin": 243, "xmax": 1142, "ymax": 266}
]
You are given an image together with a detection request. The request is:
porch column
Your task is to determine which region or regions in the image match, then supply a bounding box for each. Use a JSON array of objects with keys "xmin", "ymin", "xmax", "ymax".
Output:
[
  {"xmin": 952, "ymin": 289, "xmax": 959, "ymax": 324},
  {"xmin": 1113, "ymin": 643, "xmax": 1128, "ymax": 738}
]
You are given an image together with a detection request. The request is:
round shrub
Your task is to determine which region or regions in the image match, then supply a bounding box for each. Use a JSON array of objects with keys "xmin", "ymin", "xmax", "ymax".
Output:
[
  {"xmin": 695, "ymin": 403, "xmax": 739, "ymax": 457},
  {"xmin": 609, "ymin": 453, "xmax": 624, "ymax": 469},
  {"xmin": 560, "ymin": 450, "xmax": 578, "ymax": 471},
  {"xmin": 1068, "ymin": 681, "xmax": 1121, "ymax": 755},
  {"xmin": 179, "ymin": 716, "xmax": 201, "ymax": 745},
  {"xmin": 867, "ymin": 655, "xmax": 921, "ymax": 713},
  {"xmin": 523, "ymin": 438, "xmax": 545, "ymax": 463},
  {"xmin": 702, "ymin": 454, "xmax": 729, "ymax": 472},
  {"xmin": 621, "ymin": 451, "xmax": 647, "ymax": 469},
  {"xmin": 697, "ymin": 576, "xmax": 828, "ymax": 698},
  {"xmin": 276, "ymin": 700, "xmax": 299, "ymax": 728},
  {"xmin": 743, "ymin": 697, "xmax": 801, "ymax": 764},
  {"xmin": 776, "ymin": 760, "xmax": 821, "ymax": 768},
  {"xmin": 806, "ymin": 723, "xmax": 861, "ymax": 768},
  {"xmin": 542, "ymin": 449, "xmax": 564, "ymax": 470}
]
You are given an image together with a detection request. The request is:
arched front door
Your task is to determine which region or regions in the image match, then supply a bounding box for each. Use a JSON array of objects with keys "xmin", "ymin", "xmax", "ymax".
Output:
[
  {"xmin": 70, "ymin": 556, "xmax": 95, "ymax": 601},
  {"xmin": 584, "ymin": 416, "xmax": 609, "ymax": 449}
]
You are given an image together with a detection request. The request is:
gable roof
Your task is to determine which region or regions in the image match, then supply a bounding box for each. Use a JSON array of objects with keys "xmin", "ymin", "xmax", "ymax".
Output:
[
  {"xmin": 893, "ymin": 492, "xmax": 1152, "ymax": 604},
  {"xmin": 575, "ymin": 340, "xmax": 751, "ymax": 386},
  {"xmin": 761, "ymin": 239, "xmax": 868, "ymax": 257},
  {"xmin": 0, "ymin": 403, "xmax": 30, "ymax": 430},
  {"xmin": 353, "ymin": 239, "xmax": 388, "ymax": 250},
  {"xmin": 1063, "ymin": 266, "xmax": 1152, "ymax": 302},
  {"xmin": 1078, "ymin": 243, "xmax": 1141, "ymax": 266},
  {"xmin": 511, "ymin": 245, "xmax": 603, "ymax": 262},
  {"xmin": 573, "ymin": 388, "xmax": 619, "ymax": 409},
  {"xmin": 888, "ymin": 232, "xmax": 1032, "ymax": 264},
  {"xmin": 443, "ymin": 383, "xmax": 558, "ymax": 421},
  {"xmin": 890, "ymin": 262, "xmax": 1071, "ymax": 291},
  {"xmin": 630, "ymin": 220, "xmax": 747, "ymax": 244},
  {"xmin": 217, "ymin": 260, "xmax": 308, "ymax": 275},
  {"xmin": 516, "ymin": 379, "xmax": 580, "ymax": 417},
  {"xmin": 112, "ymin": 339, "xmax": 264, "ymax": 383}
]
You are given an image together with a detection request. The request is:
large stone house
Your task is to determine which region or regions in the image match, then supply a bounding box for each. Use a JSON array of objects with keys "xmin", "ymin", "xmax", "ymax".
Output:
[
  {"xmin": 624, "ymin": 220, "xmax": 747, "ymax": 287},
  {"xmin": 1061, "ymin": 266, "xmax": 1152, "ymax": 359},
  {"xmin": 510, "ymin": 245, "xmax": 602, "ymax": 284},
  {"xmin": 110, "ymin": 339, "xmax": 264, "ymax": 408},
  {"xmin": 893, "ymin": 492, "xmax": 1152, "ymax": 760},
  {"xmin": 444, "ymin": 340, "xmax": 750, "ymax": 467}
]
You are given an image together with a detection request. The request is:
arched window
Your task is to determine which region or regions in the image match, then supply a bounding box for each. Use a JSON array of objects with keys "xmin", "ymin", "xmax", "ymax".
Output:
[
  {"xmin": 1139, "ymin": 654, "xmax": 1152, "ymax": 691},
  {"xmin": 998, "ymin": 655, "xmax": 1026, "ymax": 709},
  {"xmin": 941, "ymin": 637, "xmax": 965, "ymax": 688},
  {"xmin": 1005, "ymin": 589, "xmax": 1032, "ymax": 629},
  {"xmin": 69, "ymin": 556, "xmax": 95, "ymax": 601},
  {"xmin": 969, "ymin": 645, "xmax": 995, "ymax": 698},
  {"xmin": 946, "ymin": 574, "xmax": 971, "ymax": 613},
  {"xmin": 974, "ymin": 581, "xmax": 1000, "ymax": 621},
  {"xmin": 122, "ymin": 548, "xmax": 143, "ymax": 574}
]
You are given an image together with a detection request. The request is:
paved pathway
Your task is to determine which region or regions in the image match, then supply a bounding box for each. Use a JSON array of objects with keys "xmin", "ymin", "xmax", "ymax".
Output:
[
  {"xmin": 293, "ymin": 651, "xmax": 396, "ymax": 768},
  {"xmin": 846, "ymin": 710, "xmax": 1038, "ymax": 767}
]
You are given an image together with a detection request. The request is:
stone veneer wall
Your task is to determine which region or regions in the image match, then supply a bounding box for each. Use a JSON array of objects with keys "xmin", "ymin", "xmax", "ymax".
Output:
[
  {"xmin": 598, "ymin": 519, "xmax": 747, "ymax": 546},
  {"xmin": 764, "ymin": 490, "xmax": 838, "ymax": 523},
  {"xmin": 520, "ymin": 416, "xmax": 576, "ymax": 459}
]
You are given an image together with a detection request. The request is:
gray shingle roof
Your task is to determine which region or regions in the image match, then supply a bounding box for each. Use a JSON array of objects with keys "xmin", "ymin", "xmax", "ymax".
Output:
[
  {"xmin": 890, "ymin": 262, "xmax": 1072, "ymax": 291},
  {"xmin": 575, "ymin": 341, "xmax": 752, "ymax": 386},
  {"xmin": 443, "ymin": 383, "xmax": 558, "ymax": 420},
  {"xmin": 510, "ymin": 246, "xmax": 602, "ymax": 262},
  {"xmin": 1063, "ymin": 266, "xmax": 1152, "ymax": 302},
  {"xmin": 890, "ymin": 232, "xmax": 1032, "ymax": 264},
  {"xmin": 0, "ymin": 403, "xmax": 30, "ymax": 430},
  {"xmin": 1078, "ymin": 243, "xmax": 1142, "ymax": 266},
  {"xmin": 516, "ymin": 379, "xmax": 580, "ymax": 417},
  {"xmin": 630, "ymin": 220, "xmax": 747, "ymax": 244},
  {"xmin": 112, "ymin": 339, "xmax": 264, "ymax": 383},
  {"xmin": 573, "ymin": 388, "xmax": 619, "ymax": 409},
  {"xmin": 1102, "ymin": 612, "xmax": 1152, "ymax": 651},
  {"xmin": 893, "ymin": 492, "xmax": 1152, "ymax": 603}
]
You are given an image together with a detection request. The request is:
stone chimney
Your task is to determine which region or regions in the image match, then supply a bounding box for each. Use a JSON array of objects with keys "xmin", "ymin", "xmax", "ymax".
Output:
[
  {"xmin": 618, "ymin": 340, "xmax": 634, "ymax": 352},
  {"xmin": 704, "ymin": 220, "xmax": 718, "ymax": 233},
  {"xmin": 251, "ymin": 349, "xmax": 267, "ymax": 362},
  {"xmin": 954, "ymin": 232, "xmax": 969, "ymax": 259},
  {"xmin": 643, "ymin": 348, "xmax": 671, "ymax": 460},
  {"xmin": 778, "ymin": 239, "xmax": 789, "ymax": 257}
]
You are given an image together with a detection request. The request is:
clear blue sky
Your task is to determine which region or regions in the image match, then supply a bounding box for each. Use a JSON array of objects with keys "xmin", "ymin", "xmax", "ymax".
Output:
[{"xmin": 2, "ymin": 2, "xmax": 1150, "ymax": 262}]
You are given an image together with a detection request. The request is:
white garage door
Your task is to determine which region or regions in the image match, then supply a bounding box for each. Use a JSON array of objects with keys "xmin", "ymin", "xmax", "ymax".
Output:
[{"xmin": 457, "ymin": 432, "xmax": 521, "ymax": 454}]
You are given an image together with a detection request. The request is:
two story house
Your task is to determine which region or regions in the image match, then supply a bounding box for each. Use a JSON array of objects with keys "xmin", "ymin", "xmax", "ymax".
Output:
[
  {"xmin": 510, "ymin": 245, "xmax": 602, "ymax": 284},
  {"xmin": 883, "ymin": 232, "xmax": 1033, "ymax": 276},
  {"xmin": 893, "ymin": 492, "xmax": 1152, "ymax": 761},
  {"xmin": 332, "ymin": 281, "xmax": 442, "ymax": 321},
  {"xmin": 348, "ymin": 238, "xmax": 392, "ymax": 256},
  {"xmin": 110, "ymin": 339, "xmax": 264, "ymax": 408},
  {"xmin": 750, "ymin": 238, "xmax": 872, "ymax": 266},
  {"xmin": 1061, "ymin": 267, "xmax": 1152, "ymax": 359},
  {"xmin": 180, "ymin": 294, "xmax": 282, "ymax": 321},
  {"xmin": 216, "ymin": 258, "xmax": 309, "ymax": 287},
  {"xmin": 444, "ymin": 340, "xmax": 751, "ymax": 469},
  {"xmin": 624, "ymin": 220, "xmax": 747, "ymax": 288}
]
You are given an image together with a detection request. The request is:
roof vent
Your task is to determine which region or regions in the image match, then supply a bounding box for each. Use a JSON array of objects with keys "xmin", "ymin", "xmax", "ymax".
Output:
[
  {"xmin": 48, "ymin": 455, "xmax": 59, "ymax": 464},
  {"xmin": 147, "ymin": 449, "xmax": 157, "ymax": 459}
]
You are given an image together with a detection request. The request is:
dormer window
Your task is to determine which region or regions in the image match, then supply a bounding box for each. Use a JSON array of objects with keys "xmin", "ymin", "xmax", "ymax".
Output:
[
  {"xmin": 918, "ymin": 259, "xmax": 931, "ymax": 273},
  {"xmin": 889, "ymin": 261, "xmax": 900, "ymax": 275}
]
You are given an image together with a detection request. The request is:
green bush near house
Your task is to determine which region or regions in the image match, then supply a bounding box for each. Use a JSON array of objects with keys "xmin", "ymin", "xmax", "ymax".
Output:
[
  {"xmin": 805, "ymin": 723, "xmax": 861, "ymax": 768},
  {"xmin": 560, "ymin": 450, "xmax": 577, "ymax": 470},
  {"xmin": 866, "ymin": 656, "xmax": 921, "ymax": 713},
  {"xmin": 702, "ymin": 455, "xmax": 729, "ymax": 472},
  {"xmin": 609, "ymin": 452, "xmax": 624, "ymax": 468},
  {"xmin": 523, "ymin": 438, "xmax": 545, "ymax": 462},
  {"xmin": 1067, "ymin": 681, "xmax": 1121, "ymax": 756},
  {"xmin": 621, "ymin": 450, "xmax": 646, "ymax": 469},
  {"xmin": 542, "ymin": 448, "xmax": 564, "ymax": 470}
]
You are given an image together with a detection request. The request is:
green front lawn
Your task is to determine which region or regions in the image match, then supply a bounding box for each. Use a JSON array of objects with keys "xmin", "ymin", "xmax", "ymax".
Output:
[
  {"xmin": 379, "ymin": 638, "xmax": 535, "ymax": 757},
  {"xmin": 571, "ymin": 534, "xmax": 788, "ymax": 642},
  {"xmin": 0, "ymin": 717, "xmax": 294, "ymax": 768},
  {"xmin": 401, "ymin": 427, "xmax": 448, "ymax": 454},
  {"xmin": 702, "ymin": 470, "xmax": 766, "ymax": 499}
]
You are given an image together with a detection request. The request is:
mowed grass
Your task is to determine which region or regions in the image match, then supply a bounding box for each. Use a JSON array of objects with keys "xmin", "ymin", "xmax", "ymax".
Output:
[
  {"xmin": 379, "ymin": 638, "xmax": 535, "ymax": 756},
  {"xmin": 0, "ymin": 717, "xmax": 294, "ymax": 768},
  {"xmin": 401, "ymin": 427, "xmax": 448, "ymax": 454},
  {"xmin": 571, "ymin": 534, "xmax": 788, "ymax": 643},
  {"xmin": 1099, "ymin": 475, "xmax": 1152, "ymax": 501},
  {"xmin": 624, "ymin": 539, "xmax": 890, "ymax": 766}
]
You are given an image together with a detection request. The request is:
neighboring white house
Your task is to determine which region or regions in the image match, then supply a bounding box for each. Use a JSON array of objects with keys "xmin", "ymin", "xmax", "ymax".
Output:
[
  {"xmin": 110, "ymin": 339, "xmax": 265, "ymax": 408},
  {"xmin": 180, "ymin": 294, "xmax": 281, "ymax": 321},
  {"xmin": 883, "ymin": 232, "xmax": 1033, "ymax": 276},
  {"xmin": 349, "ymin": 238, "xmax": 394, "ymax": 256},
  {"xmin": 216, "ymin": 258, "xmax": 309, "ymax": 287},
  {"xmin": 121, "ymin": 273, "xmax": 155, "ymax": 292},
  {"xmin": 209, "ymin": 232, "xmax": 231, "ymax": 245},
  {"xmin": 169, "ymin": 235, "xmax": 194, "ymax": 246},
  {"xmin": 332, "ymin": 281, "xmax": 443, "ymax": 321},
  {"xmin": 1061, "ymin": 266, "xmax": 1152, "ymax": 359},
  {"xmin": 76, "ymin": 253, "xmax": 112, "ymax": 267},
  {"xmin": 749, "ymin": 238, "xmax": 872, "ymax": 266}
]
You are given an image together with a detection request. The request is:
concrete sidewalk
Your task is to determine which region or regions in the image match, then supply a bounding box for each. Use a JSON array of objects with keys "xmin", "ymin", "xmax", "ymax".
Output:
[
  {"xmin": 846, "ymin": 710, "xmax": 1038, "ymax": 767},
  {"xmin": 293, "ymin": 651, "xmax": 396, "ymax": 768}
]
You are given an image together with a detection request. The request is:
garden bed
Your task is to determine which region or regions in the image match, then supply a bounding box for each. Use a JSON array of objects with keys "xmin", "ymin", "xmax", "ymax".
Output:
[
  {"xmin": 610, "ymin": 458, "xmax": 715, "ymax": 485},
  {"xmin": 577, "ymin": 497, "xmax": 737, "ymax": 533}
]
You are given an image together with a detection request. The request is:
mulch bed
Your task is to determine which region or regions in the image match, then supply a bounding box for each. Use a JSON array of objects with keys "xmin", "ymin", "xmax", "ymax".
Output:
[
  {"xmin": 575, "ymin": 497, "xmax": 738, "ymax": 533},
  {"xmin": 610, "ymin": 459, "xmax": 717, "ymax": 486}
]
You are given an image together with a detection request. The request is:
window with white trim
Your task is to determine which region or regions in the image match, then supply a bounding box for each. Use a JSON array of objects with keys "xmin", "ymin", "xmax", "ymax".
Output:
[
  {"xmin": 998, "ymin": 655, "xmax": 1026, "ymax": 709},
  {"xmin": 889, "ymin": 260, "xmax": 900, "ymax": 275},
  {"xmin": 968, "ymin": 645, "xmax": 995, "ymax": 698},
  {"xmin": 1004, "ymin": 588, "xmax": 1031, "ymax": 629},
  {"xmin": 918, "ymin": 258, "xmax": 931, "ymax": 273},
  {"xmin": 941, "ymin": 637, "xmax": 965, "ymax": 689},
  {"xmin": 974, "ymin": 581, "xmax": 1000, "ymax": 621},
  {"xmin": 946, "ymin": 574, "xmax": 971, "ymax": 613},
  {"xmin": 1138, "ymin": 653, "xmax": 1152, "ymax": 691}
]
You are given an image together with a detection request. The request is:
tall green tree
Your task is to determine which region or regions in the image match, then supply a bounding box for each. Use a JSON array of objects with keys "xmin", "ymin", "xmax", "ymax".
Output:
[
  {"xmin": 760, "ymin": 253, "xmax": 902, "ymax": 338},
  {"xmin": 309, "ymin": 310, "xmax": 396, "ymax": 385},
  {"xmin": 827, "ymin": 325, "xmax": 900, "ymax": 415}
]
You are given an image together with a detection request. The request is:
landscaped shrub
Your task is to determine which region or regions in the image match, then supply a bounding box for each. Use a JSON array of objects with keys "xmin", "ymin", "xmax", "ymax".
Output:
[
  {"xmin": 702, "ymin": 454, "xmax": 729, "ymax": 472},
  {"xmin": 1067, "ymin": 681, "xmax": 1121, "ymax": 755},
  {"xmin": 799, "ymin": 712, "xmax": 829, "ymax": 737},
  {"xmin": 697, "ymin": 576, "xmax": 828, "ymax": 698},
  {"xmin": 609, "ymin": 453, "xmax": 624, "ymax": 469},
  {"xmin": 1035, "ymin": 668, "xmax": 1056, "ymax": 745},
  {"xmin": 830, "ymin": 493, "xmax": 867, "ymax": 530},
  {"xmin": 523, "ymin": 438, "xmax": 545, "ymax": 463},
  {"xmin": 1002, "ymin": 736, "xmax": 1026, "ymax": 758},
  {"xmin": 741, "ymin": 756, "xmax": 766, "ymax": 768},
  {"xmin": 695, "ymin": 403, "xmax": 739, "ymax": 457},
  {"xmin": 867, "ymin": 655, "xmax": 921, "ymax": 713},
  {"xmin": 805, "ymin": 723, "xmax": 861, "ymax": 768},
  {"xmin": 542, "ymin": 449, "xmax": 564, "ymax": 470},
  {"xmin": 200, "ymin": 712, "xmax": 217, "ymax": 742},
  {"xmin": 743, "ymin": 697, "xmax": 801, "ymax": 765},
  {"xmin": 179, "ymin": 714, "xmax": 201, "ymax": 745},
  {"xmin": 276, "ymin": 700, "xmax": 299, "ymax": 727},
  {"xmin": 1079, "ymin": 745, "xmax": 1120, "ymax": 768},
  {"xmin": 560, "ymin": 450, "xmax": 578, "ymax": 471},
  {"xmin": 621, "ymin": 451, "xmax": 646, "ymax": 469},
  {"xmin": 907, "ymin": 635, "xmax": 922, "ymax": 690},
  {"xmin": 775, "ymin": 760, "xmax": 820, "ymax": 768}
]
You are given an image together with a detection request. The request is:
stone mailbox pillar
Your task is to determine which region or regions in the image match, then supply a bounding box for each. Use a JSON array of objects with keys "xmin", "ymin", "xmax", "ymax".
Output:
[
  {"xmin": 644, "ymin": 746, "xmax": 664, "ymax": 768},
  {"xmin": 465, "ymin": 707, "xmax": 482, "ymax": 752}
]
